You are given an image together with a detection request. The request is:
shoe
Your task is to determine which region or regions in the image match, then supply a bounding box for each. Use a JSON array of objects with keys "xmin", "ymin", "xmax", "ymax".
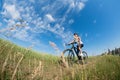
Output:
[{"xmin": 78, "ymin": 52, "xmax": 83, "ymax": 56}]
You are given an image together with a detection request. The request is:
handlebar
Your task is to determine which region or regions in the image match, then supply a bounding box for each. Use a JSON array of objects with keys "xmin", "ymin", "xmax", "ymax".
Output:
[{"xmin": 65, "ymin": 42, "xmax": 77, "ymax": 46}]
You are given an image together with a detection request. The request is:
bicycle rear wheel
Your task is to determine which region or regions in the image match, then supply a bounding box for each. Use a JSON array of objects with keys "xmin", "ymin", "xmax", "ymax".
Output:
[
  {"xmin": 63, "ymin": 49, "xmax": 75, "ymax": 67},
  {"xmin": 82, "ymin": 51, "xmax": 88, "ymax": 63}
]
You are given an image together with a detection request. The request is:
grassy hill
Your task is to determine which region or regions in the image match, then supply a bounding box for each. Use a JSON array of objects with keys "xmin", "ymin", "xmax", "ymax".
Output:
[{"xmin": 0, "ymin": 38, "xmax": 120, "ymax": 80}]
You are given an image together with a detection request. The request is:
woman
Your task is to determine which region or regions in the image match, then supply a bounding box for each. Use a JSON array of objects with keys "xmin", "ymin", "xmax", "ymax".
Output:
[{"xmin": 70, "ymin": 33, "xmax": 84, "ymax": 60}]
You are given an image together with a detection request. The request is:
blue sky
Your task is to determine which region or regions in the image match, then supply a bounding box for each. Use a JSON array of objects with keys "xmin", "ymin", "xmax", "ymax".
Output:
[{"xmin": 0, "ymin": 0, "xmax": 120, "ymax": 56}]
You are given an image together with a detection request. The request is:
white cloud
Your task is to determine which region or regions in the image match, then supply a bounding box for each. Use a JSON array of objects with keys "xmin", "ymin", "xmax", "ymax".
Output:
[
  {"xmin": 49, "ymin": 41, "xmax": 56, "ymax": 47},
  {"xmin": 3, "ymin": 3, "xmax": 20, "ymax": 19},
  {"xmin": 81, "ymin": 0, "xmax": 88, "ymax": 2},
  {"xmin": 69, "ymin": 19, "xmax": 74, "ymax": 24},
  {"xmin": 49, "ymin": 41, "xmax": 59, "ymax": 49},
  {"xmin": 29, "ymin": 0, "xmax": 35, "ymax": 3},
  {"xmin": 0, "ymin": 22, "xmax": 2, "ymax": 27},
  {"xmin": 77, "ymin": 2, "xmax": 85, "ymax": 11},
  {"xmin": 25, "ymin": 26, "xmax": 30, "ymax": 30},
  {"xmin": 70, "ymin": 1, "xmax": 75, "ymax": 8},
  {"xmin": 18, "ymin": 6, "xmax": 24, "ymax": 12},
  {"xmin": 45, "ymin": 14, "xmax": 55, "ymax": 22},
  {"xmin": 7, "ymin": 19, "xmax": 16, "ymax": 26},
  {"xmin": 62, "ymin": 0, "xmax": 86, "ymax": 11},
  {"xmin": 42, "ymin": 5, "xmax": 50, "ymax": 11},
  {"xmin": 13, "ymin": 29, "xmax": 30, "ymax": 41}
]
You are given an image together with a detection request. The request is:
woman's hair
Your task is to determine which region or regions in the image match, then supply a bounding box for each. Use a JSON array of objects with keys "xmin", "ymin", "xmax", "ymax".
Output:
[{"xmin": 74, "ymin": 33, "xmax": 78, "ymax": 36}]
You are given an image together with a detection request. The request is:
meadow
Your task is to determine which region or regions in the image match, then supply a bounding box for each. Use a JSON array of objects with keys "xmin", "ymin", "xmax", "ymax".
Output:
[{"xmin": 0, "ymin": 38, "xmax": 120, "ymax": 80}]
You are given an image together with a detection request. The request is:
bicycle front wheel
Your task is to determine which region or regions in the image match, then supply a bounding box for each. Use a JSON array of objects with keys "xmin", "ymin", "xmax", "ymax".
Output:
[{"xmin": 63, "ymin": 49, "xmax": 75, "ymax": 67}]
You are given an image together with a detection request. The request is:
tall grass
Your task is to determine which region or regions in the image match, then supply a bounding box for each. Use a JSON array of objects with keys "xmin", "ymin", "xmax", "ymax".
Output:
[
  {"xmin": 0, "ymin": 38, "xmax": 120, "ymax": 80},
  {"xmin": 0, "ymin": 39, "xmax": 59, "ymax": 80}
]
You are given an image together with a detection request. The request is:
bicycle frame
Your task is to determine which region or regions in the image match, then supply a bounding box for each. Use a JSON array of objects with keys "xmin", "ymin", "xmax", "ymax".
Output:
[{"xmin": 68, "ymin": 43, "xmax": 80, "ymax": 59}]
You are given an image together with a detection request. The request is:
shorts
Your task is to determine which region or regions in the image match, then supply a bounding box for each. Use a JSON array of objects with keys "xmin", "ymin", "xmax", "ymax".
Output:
[
  {"xmin": 81, "ymin": 44, "xmax": 84, "ymax": 48},
  {"xmin": 77, "ymin": 44, "xmax": 84, "ymax": 49}
]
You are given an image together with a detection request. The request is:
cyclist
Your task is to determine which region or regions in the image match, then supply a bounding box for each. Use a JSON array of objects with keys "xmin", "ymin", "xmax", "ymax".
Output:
[{"xmin": 70, "ymin": 33, "xmax": 84, "ymax": 60}]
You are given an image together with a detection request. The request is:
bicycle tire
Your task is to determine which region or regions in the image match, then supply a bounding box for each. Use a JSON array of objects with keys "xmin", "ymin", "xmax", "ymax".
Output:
[
  {"xmin": 82, "ymin": 51, "xmax": 88, "ymax": 63},
  {"xmin": 63, "ymin": 49, "xmax": 75, "ymax": 67}
]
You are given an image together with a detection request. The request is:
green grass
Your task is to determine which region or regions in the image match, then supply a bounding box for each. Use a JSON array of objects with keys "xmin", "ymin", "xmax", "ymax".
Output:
[{"xmin": 0, "ymin": 38, "xmax": 120, "ymax": 80}]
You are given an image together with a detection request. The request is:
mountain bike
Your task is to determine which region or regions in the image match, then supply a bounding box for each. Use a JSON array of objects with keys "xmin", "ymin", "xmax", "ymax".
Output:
[{"xmin": 61, "ymin": 42, "xmax": 88, "ymax": 67}]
